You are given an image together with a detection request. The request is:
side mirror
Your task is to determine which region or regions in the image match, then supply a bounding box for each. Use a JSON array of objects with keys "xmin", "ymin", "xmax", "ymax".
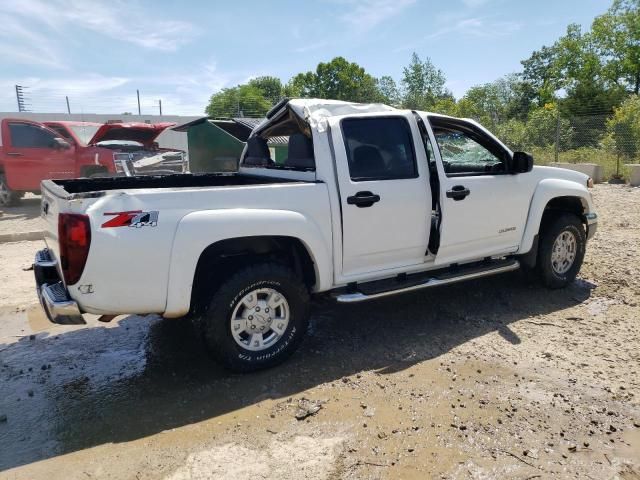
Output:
[
  {"xmin": 52, "ymin": 137, "xmax": 71, "ymax": 150},
  {"xmin": 512, "ymin": 151, "xmax": 533, "ymax": 174}
]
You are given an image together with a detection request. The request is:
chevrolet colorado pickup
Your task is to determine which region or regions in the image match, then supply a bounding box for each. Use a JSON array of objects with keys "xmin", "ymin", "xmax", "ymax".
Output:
[
  {"xmin": 0, "ymin": 119, "xmax": 185, "ymax": 206},
  {"xmin": 33, "ymin": 99, "xmax": 598, "ymax": 372}
]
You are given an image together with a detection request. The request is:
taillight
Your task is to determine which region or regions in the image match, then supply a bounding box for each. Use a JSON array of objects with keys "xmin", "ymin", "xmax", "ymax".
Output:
[{"xmin": 58, "ymin": 213, "xmax": 91, "ymax": 285}]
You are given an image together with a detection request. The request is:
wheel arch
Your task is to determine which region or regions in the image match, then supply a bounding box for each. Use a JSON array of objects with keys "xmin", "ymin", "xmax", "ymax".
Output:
[
  {"xmin": 189, "ymin": 235, "xmax": 318, "ymax": 318},
  {"xmin": 518, "ymin": 179, "xmax": 594, "ymax": 256},
  {"xmin": 163, "ymin": 208, "xmax": 332, "ymax": 318}
]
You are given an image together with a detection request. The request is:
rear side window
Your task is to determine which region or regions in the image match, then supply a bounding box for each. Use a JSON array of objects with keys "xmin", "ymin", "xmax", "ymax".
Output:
[
  {"xmin": 9, "ymin": 122, "xmax": 57, "ymax": 148},
  {"xmin": 341, "ymin": 117, "xmax": 418, "ymax": 181}
]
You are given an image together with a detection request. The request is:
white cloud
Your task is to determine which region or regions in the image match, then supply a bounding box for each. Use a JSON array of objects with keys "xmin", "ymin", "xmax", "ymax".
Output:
[
  {"xmin": 426, "ymin": 16, "xmax": 522, "ymax": 40},
  {"xmin": 294, "ymin": 42, "xmax": 329, "ymax": 53},
  {"xmin": 461, "ymin": 0, "xmax": 491, "ymax": 7},
  {"xmin": 0, "ymin": 0, "xmax": 198, "ymax": 59},
  {"xmin": 338, "ymin": 0, "xmax": 416, "ymax": 32},
  {"xmin": 0, "ymin": 13, "xmax": 64, "ymax": 68}
]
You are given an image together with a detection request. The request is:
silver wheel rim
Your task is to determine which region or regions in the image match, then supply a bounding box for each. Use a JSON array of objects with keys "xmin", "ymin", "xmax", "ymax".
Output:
[
  {"xmin": 551, "ymin": 230, "xmax": 577, "ymax": 275},
  {"xmin": 0, "ymin": 178, "xmax": 10, "ymax": 206},
  {"xmin": 230, "ymin": 287, "xmax": 290, "ymax": 352}
]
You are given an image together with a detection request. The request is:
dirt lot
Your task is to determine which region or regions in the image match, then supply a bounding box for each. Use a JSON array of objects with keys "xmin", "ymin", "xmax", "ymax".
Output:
[
  {"xmin": 0, "ymin": 184, "xmax": 638, "ymax": 480},
  {"xmin": 0, "ymin": 195, "xmax": 43, "ymax": 238}
]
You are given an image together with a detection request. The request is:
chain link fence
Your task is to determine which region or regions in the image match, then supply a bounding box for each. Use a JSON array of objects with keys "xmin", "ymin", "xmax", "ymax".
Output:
[{"xmin": 491, "ymin": 111, "xmax": 639, "ymax": 181}]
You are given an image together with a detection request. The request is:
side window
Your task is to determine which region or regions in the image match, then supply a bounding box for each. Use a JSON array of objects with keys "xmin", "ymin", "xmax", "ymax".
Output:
[
  {"xmin": 434, "ymin": 130, "xmax": 506, "ymax": 176},
  {"xmin": 49, "ymin": 126, "xmax": 73, "ymax": 142},
  {"xmin": 9, "ymin": 123, "xmax": 57, "ymax": 148},
  {"xmin": 342, "ymin": 117, "xmax": 418, "ymax": 181}
]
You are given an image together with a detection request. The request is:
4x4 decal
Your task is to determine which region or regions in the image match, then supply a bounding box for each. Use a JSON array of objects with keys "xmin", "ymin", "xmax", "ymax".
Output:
[{"xmin": 102, "ymin": 210, "xmax": 159, "ymax": 228}]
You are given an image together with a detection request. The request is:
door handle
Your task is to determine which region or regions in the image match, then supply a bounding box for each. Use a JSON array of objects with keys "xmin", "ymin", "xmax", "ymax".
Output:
[
  {"xmin": 347, "ymin": 191, "xmax": 381, "ymax": 208},
  {"xmin": 6, "ymin": 152, "xmax": 23, "ymax": 157},
  {"xmin": 446, "ymin": 185, "xmax": 470, "ymax": 201}
]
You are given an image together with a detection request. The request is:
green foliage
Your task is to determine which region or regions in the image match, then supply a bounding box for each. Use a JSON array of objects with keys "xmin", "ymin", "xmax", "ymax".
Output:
[
  {"xmin": 205, "ymin": 84, "xmax": 272, "ymax": 118},
  {"xmin": 526, "ymin": 104, "xmax": 572, "ymax": 149},
  {"xmin": 607, "ymin": 94, "xmax": 640, "ymax": 159},
  {"xmin": 400, "ymin": 53, "xmax": 450, "ymax": 110},
  {"xmin": 592, "ymin": 0, "xmax": 640, "ymax": 94},
  {"xmin": 288, "ymin": 57, "xmax": 383, "ymax": 103},
  {"xmin": 494, "ymin": 119, "xmax": 528, "ymax": 151},
  {"xmin": 377, "ymin": 76, "xmax": 401, "ymax": 106},
  {"xmin": 248, "ymin": 76, "xmax": 283, "ymax": 105},
  {"xmin": 456, "ymin": 75, "xmax": 536, "ymax": 128}
]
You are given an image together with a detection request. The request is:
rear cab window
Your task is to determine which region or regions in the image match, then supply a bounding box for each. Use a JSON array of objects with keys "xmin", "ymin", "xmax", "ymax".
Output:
[{"xmin": 341, "ymin": 117, "xmax": 418, "ymax": 181}]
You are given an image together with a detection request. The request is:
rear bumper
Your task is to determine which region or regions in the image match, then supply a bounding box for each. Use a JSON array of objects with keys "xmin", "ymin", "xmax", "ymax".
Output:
[
  {"xmin": 34, "ymin": 249, "xmax": 85, "ymax": 325},
  {"xmin": 585, "ymin": 212, "xmax": 598, "ymax": 240}
]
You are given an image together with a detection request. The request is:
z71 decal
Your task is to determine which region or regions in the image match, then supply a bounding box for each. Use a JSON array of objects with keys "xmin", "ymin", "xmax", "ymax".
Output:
[{"xmin": 102, "ymin": 210, "xmax": 159, "ymax": 228}]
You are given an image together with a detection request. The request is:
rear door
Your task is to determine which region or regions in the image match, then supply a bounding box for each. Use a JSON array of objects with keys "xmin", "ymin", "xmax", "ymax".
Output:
[
  {"xmin": 2, "ymin": 120, "xmax": 76, "ymax": 191},
  {"xmin": 330, "ymin": 112, "xmax": 431, "ymax": 278}
]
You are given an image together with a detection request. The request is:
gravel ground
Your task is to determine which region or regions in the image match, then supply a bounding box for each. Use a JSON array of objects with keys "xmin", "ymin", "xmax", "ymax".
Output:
[
  {"xmin": 0, "ymin": 184, "xmax": 638, "ymax": 480},
  {"xmin": 0, "ymin": 195, "xmax": 43, "ymax": 237}
]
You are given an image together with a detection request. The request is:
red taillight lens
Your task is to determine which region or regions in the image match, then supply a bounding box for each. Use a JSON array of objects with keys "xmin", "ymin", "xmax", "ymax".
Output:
[{"xmin": 58, "ymin": 213, "xmax": 91, "ymax": 285}]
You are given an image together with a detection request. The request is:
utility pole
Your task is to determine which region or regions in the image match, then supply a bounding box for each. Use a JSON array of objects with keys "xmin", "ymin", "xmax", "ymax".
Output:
[
  {"xmin": 137, "ymin": 89, "xmax": 141, "ymax": 115},
  {"xmin": 65, "ymin": 96, "xmax": 71, "ymax": 114},
  {"xmin": 15, "ymin": 85, "xmax": 30, "ymax": 112},
  {"xmin": 157, "ymin": 99, "xmax": 162, "ymax": 116}
]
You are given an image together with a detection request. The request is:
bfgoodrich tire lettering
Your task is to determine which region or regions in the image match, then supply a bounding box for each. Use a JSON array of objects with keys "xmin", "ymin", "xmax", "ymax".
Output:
[
  {"xmin": 200, "ymin": 263, "xmax": 310, "ymax": 372},
  {"xmin": 536, "ymin": 213, "xmax": 586, "ymax": 289}
]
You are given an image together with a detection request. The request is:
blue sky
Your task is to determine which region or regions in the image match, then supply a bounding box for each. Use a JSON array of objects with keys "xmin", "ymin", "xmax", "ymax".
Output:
[{"xmin": 0, "ymin": 0, "xmax": 611, "ymax": 115}]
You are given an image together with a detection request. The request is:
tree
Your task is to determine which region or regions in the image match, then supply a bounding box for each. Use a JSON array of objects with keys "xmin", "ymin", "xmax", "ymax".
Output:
[
  {"xmin": 456, "ymin": 75, "xmax": 535, "ymax": 127},
  {"xmin": 400, "ymin": 53, "xmax": 449, "ymax": 110},
  {"xmin": 377, "ymin": 76, "xmax": 401, "ymax": 106},
  {"xmin": 248, "ymin": 76, "xmax": 283, "ymax": 105},
  {"xmin": 287, "ymin": 57, "xmax": 383, "ymax": 103},
  {"xmin": 521, "ymin": 45, "xmax": 562, "ymax": 106},
  {"xmin": 591, "ymin": 0, "xmax": 640, "ymax": 94},
  {"xmin": 606, "ymin": 94, "xmax": 640, "ymax": 159},
  {"xmin": 205, "ymin": 84, "xmax": 272, "ymax": 118},
  {"xmin": 526, "ymin": 103, "xmax": 572, "ymax": 149}
]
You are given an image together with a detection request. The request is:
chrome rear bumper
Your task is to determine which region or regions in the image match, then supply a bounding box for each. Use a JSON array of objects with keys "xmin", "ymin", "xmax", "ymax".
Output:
[{"xmin": 34, "ymin": 249, "xmax": 85, "ymax": 325}]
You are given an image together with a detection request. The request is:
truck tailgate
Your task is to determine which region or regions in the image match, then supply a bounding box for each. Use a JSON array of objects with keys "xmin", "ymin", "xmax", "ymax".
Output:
[{"xmin": 40, "ymin": 180, "xmax": 99, "ymax": 273}]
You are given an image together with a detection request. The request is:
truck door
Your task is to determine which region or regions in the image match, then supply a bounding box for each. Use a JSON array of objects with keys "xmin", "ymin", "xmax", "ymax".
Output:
[
  {"xmin": 421, "ymin": 115, "xmax": 532, "ymax": 265},
  {"xmin": 330, "ymin": 112, "xmax": 431, "ymax": 278},
  {"xmin": 2, "ymin": 120, "xmax": 76, "ymax": 191}
]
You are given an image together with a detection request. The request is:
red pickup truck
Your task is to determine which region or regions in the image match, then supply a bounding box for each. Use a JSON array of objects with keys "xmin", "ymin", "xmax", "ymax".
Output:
[{"xmin": 0, "ymin": 119, "xmax": 186, "ymax": 206}]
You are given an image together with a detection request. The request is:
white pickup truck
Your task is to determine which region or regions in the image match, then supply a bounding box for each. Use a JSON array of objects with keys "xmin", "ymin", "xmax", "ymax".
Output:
[{"xmin": 34, "ymin": 99, "xmax": 597, "ymax": 371}]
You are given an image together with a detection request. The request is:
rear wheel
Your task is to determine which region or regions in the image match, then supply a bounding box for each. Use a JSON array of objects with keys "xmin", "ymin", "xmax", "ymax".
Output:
[
  {"xmin": 199, "ymin": 263, "xmax": 310, "ymax": 372},
  {"xmin": 536, "ymin": 213, "xmax": 586, "ymax": 289},
  {"xmin": 0, "ymin": 174, "xmax": 20, "ymax": 207}
]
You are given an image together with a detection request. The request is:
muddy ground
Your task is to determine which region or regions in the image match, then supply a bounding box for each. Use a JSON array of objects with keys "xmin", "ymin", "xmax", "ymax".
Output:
[{"xmin": 0, "ymin": 185, "xmax": 638, "ymax": 479}]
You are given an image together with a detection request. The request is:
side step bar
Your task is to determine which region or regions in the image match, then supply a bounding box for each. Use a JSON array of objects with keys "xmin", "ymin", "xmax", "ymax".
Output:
[{"xmin": 335, "ymin": 259, "xmax": 520, "ymax": 303}]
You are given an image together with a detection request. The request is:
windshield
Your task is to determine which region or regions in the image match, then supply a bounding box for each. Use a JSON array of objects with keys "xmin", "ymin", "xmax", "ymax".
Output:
[{"xmin": 69, "ymin": 124, "xmax": 100, "ymax": 145}]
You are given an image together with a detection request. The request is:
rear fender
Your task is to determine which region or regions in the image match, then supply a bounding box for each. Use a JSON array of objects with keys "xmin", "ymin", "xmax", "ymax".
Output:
[{"xmin": 164, "ymin": 209, "xmax": 332, "ymax": 317}]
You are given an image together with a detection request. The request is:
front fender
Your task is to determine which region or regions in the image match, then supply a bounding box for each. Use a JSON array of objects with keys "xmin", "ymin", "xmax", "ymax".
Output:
[
  {"xmin": 518, "ymin": 178, "xmax": 595, "ymax": 254},
  {"xmin": 163, "ymin": 208, "xmax": 332, "ymax": 317}
]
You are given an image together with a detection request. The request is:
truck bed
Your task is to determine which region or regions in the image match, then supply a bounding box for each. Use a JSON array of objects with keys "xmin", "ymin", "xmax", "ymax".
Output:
[{"xmin": 52, "ymin": 173, "xmax": 304, "ymax": 195}]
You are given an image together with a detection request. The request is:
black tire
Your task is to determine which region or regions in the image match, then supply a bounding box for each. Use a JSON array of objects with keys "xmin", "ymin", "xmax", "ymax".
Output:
[
  {"xmin": 0, "ymin": 173, "xmax": 20, "ymax": 207},
  {"xmin": 536, "ymin": 213, "xmax": 586, "ymax": 289},
  {"xmin": 200, "ymin": 263, "xmax": 310, "ymax": 372}
]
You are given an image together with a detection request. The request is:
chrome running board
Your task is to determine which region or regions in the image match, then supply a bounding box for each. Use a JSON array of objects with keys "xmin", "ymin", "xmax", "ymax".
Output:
[{"xmin": 335, "ymin": 260, "xmax": 520, "ymax": 303}]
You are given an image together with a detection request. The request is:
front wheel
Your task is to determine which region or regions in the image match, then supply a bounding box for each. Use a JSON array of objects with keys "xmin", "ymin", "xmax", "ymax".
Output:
[
  {"xmin": 536, "ymin": 213, "xmax": 586, "ymax": 289},
  {"xmin": 200, "ymin": 263, "xmax": 310, "ymax": 372}
]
